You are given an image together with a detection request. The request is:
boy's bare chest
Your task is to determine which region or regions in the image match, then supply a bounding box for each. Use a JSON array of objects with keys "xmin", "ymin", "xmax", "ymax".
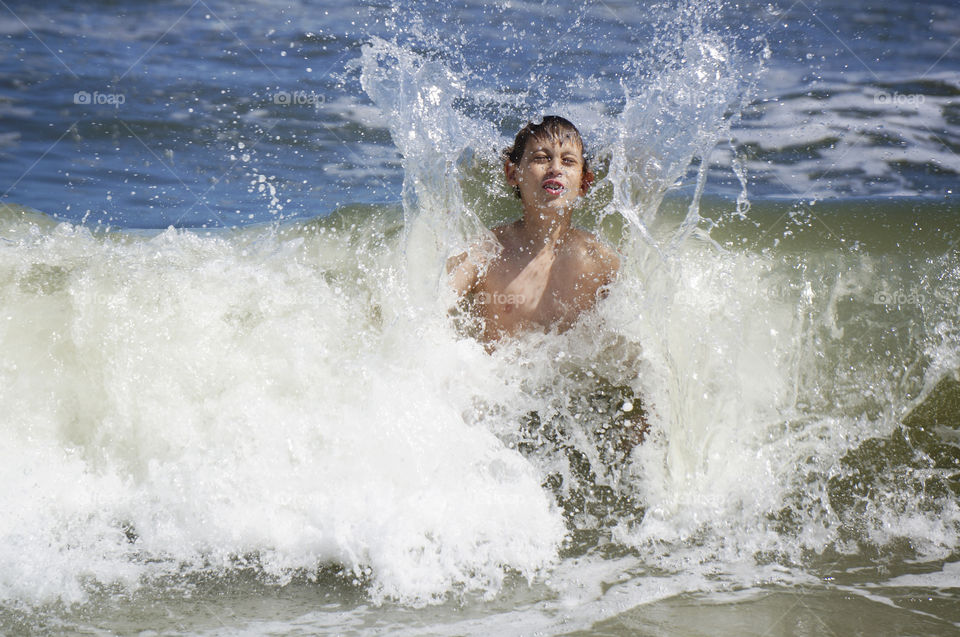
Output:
[{"xmin": 480, "ymin": 250, "xmax": 590, "ymax": 317}]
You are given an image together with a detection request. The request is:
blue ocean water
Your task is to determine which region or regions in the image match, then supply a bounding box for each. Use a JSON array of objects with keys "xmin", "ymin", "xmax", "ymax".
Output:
[
  {"xmin": 2, "ymin": 0, "xmax": 956, "ymax": 228},
  {"xmin": 1, "ymin": 1, "xmax": 959, "ymax": 635}
]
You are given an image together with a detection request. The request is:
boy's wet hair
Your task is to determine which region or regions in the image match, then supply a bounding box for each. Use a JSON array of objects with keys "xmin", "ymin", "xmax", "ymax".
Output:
[{"xmin": 503, "ymin": 115, "xmax": 590, "ymax": 199}]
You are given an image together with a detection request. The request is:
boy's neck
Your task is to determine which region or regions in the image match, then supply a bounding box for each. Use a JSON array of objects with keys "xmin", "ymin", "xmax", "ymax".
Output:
[{"xmin": 518, "ymin": 207, "xmax": 571, "ymax": 248}]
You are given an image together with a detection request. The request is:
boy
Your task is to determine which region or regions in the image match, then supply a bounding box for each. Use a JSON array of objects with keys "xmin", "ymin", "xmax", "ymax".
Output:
[{"xmin": 448, "ymin": 116, "xmax": 620, "ymax": 343}]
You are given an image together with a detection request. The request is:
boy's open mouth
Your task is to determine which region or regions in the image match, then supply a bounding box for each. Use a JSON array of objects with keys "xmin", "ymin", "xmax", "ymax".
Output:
[{"xmin": 543, "ymin": 179, "xmax": 565, "ymax": 194}]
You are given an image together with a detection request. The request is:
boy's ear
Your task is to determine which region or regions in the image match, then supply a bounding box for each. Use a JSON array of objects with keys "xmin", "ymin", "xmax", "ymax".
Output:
[
  {"xmin": 580, "ymin": 169, "xmax": 595, "ymax": 195},
  {"xmin": 504, "ymin": 159, "xmax": 518, "ymax": 186}
]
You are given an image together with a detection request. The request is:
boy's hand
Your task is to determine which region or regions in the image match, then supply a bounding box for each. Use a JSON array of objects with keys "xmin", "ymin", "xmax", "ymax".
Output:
[{"xmin": 447, "ymin": 252, "xmax": 480, "ymax": 297}]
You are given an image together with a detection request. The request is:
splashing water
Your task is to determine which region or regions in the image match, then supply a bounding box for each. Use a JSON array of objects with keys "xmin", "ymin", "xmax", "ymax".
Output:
[
  {"xmin": 1, "ymin": 0, "xmax": 959, "ymax": 633},
  {"xmin": 351, "ymin": 0, "xmax": 960, "ymax": 616}
]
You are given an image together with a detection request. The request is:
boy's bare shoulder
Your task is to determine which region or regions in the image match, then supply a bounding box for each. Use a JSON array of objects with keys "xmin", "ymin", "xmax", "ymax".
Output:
[
  {"xmin": 567, "ymin": 228, "xmax": 620, "ymax": 272},
  {"xmin": 446, "ymin": 230, "xmax": 504, "ymax": 295}
]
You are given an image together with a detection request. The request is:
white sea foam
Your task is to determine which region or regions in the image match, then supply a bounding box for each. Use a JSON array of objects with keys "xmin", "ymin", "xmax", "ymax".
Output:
[
  {"xmin": 2, "ymin": 185, "xmax": 958, "ymax": 616},
  {"xmin": 0, "ymin": 213, "xmax": 564, "ymax": 606}
]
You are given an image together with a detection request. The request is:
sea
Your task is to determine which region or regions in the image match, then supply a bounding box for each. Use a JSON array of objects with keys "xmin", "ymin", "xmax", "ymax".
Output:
[{"xmin": 1, "ymin": 0, "xmax": 959, "ymax": 634}]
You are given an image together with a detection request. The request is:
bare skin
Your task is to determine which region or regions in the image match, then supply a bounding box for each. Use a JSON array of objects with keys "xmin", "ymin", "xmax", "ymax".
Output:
[{"xmin": 448, "ymin": 135, "xmax": 620, "ymax": 343}]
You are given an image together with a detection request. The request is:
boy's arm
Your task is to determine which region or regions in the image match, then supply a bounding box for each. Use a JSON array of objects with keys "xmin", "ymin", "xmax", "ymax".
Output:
[
  {"xmin": 577, "ymin": 237, "xmax": 620, "ymax": 301},
  {"xmin": 503, "ymin": 234, "xmax": 559, "ymax": 311},
  {"xmin": 595, "ymin": 242, "xmax": 620, "ymax": 288},
  {"xmin": 447, "ymin": 232, "xmax": 503, "ymax": 297},
  {"xmin": 446, "ymin": 251, "xmax": 481, "ymax": 297}
]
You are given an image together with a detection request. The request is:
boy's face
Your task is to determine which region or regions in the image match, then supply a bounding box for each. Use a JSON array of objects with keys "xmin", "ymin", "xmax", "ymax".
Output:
[{"xmin": 505, "ymin": 135, "xmax": 591, "ymax": 214}]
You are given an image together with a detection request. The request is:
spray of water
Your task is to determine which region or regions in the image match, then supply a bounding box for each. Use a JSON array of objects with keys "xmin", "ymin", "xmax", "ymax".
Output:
[
  {"xmin": 1, "ymin": 1, "xmax": 957, "ymax": 622},
  {"xmin": 355, "ymin": 0, "xmax": 959, "ymax": 603}
]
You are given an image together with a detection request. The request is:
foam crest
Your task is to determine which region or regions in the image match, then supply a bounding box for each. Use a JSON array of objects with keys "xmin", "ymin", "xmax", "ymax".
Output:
[{"xmin": 0, "ymin": 214, "xmax": 564, "ymax": 606}]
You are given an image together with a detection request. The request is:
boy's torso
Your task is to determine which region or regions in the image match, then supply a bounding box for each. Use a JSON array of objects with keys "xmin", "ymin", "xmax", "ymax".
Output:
[{"xmin": 473, "ymin": 223, "xmax": 613, "ymax": 339}]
